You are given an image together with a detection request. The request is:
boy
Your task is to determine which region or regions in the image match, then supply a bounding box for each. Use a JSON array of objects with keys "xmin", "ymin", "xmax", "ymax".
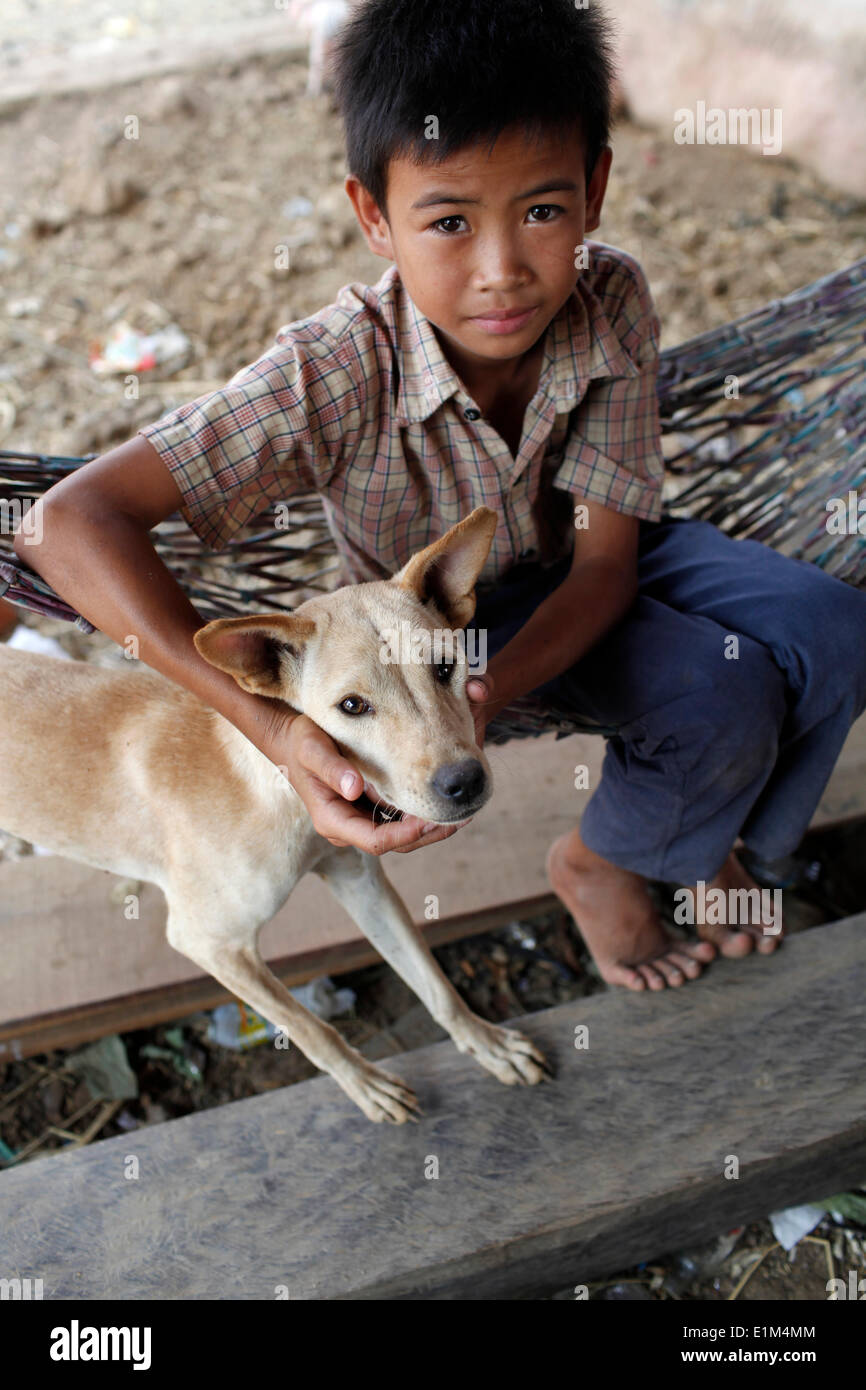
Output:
[{"xmin": 17, "ymin": 0, "xmax": 866, "ymax": 993}]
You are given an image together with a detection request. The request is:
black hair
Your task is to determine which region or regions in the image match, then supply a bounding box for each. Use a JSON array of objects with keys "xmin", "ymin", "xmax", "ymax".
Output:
[{"xmin": 332, "ymin": 0, "xmax": 616, "ymax": 217}]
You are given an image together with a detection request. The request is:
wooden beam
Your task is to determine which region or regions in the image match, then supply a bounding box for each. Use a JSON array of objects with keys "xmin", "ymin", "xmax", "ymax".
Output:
[
  {"xmin": 0, "ymin": 891, "xmax": 556, "ymax": 1060},
  {"xmin": 1, "ymin": 912, "xmax": 864, "ymax": 1300}
]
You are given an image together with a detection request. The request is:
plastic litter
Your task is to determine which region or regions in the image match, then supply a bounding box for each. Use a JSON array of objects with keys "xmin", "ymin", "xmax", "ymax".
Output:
[
  {"xmin": 769, "ymin": 1203, "xmax": 826, "ymax": 1252},
  {"xmin": 662, "ymin": 1228, "xmax": 743, "ymax": 1295},
  {"xmin": 821, "ymin": 1189, "xmax": 866, "ymax": 1225},
  {"xmin": 6, "ymin": 626, "xmax": 72, "ymax": 661},
  {"xmin": 207, "ymin": 978, "xmax": 356, "ymax": 1050},
  {"xmin": 6, "ymin": 296, "xmax": 43, "ymax": 318},
  {"xmin": 89, "ymin": 320, "xmax": 190, "ymax": 376},
  {"xmin": 66, "ymin": 1034, "xmax": 139, "ymax": 1101},
  {"xmin": 282, "ymin": 196, "xmax": 314, "ymax": 219},
  {"xmin": 596, "ymin": 1282, "xmax": 654, "ymax": 1300},
  {"xmin": 140, "ymin": 1026, "xmax": 204, "ymax": 1084},
  {"xmin": 207, "ymin": 1002, "xmax": 280, "ymax": 1050}
]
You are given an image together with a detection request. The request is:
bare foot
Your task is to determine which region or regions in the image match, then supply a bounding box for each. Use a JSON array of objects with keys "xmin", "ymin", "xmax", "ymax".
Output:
[
  {"xmin": 693, "ymin": 851, "xmax": 785, "ymax": 958},
  {"xmin": 546, "ymin": 831, "xmax": 716, "ymax": 992}
]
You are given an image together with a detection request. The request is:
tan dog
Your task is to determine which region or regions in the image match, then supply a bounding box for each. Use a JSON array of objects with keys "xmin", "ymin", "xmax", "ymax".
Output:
[{"xmin": 0, "ymin": 507, "xmax": 549, "ymax": 1122}]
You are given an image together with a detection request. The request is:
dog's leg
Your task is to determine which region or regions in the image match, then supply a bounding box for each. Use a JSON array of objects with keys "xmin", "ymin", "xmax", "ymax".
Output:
[
  {"xmin": 313, "ymin": 847, "xmax": 552, "ymax": 1087},
  {"xmin": 165, "ymin": 895, "xmax": 421, "ymax": 1124}
]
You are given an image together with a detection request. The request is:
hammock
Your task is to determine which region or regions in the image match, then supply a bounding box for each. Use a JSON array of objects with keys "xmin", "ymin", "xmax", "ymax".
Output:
[{"xmin": 1, "ymin": 256, "xmax": 864, "ymax": 744}]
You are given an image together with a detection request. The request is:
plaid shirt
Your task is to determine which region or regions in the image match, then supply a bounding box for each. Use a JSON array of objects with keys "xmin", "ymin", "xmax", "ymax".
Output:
[{"xmin": 139, "ymin": 240, "xmax": 664, "ymax": 590}]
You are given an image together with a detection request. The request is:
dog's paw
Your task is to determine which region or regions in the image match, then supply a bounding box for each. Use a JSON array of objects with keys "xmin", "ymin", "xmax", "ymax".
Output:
[
  {"xmin": 452, "ymin": 1020, "xmax": 552, "ymax": 1086},
  {"xmin": 335, "ymin": 1056, "xmax": 423, "ymax": 1124}
]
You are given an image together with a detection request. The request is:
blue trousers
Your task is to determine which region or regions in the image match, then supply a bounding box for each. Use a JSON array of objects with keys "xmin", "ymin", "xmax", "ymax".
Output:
[{"xmin": 471, "ymin": 514, "xmax": 866, "ymax": 883}]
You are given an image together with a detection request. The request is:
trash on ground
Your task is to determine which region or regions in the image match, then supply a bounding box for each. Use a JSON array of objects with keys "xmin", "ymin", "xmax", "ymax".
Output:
[
  {"xmin": 140, "ymin": 1026, "xmax": 204, "ymax": 1084},
  {"xmin": 207, "ymin": 978, "xmax": 356, "ymax": 1050},
  {"xmin": 6, "ymin": 626, "xmax": 73, "ymax": 660},
  {"xmin": 769, "ymin": 1203, "xmax": 827, "ymax": 1252},
  {"xmin": 89, "ymin": 320, "xmax": 191, "ymax": 376},
  {"xmin": 282, "ymin": 196, "xmax": 314, "ymax": 219},
  {"xmin": 65, "ymin": 1034, "xmax": 139, "ymax": 1102},
  {"xmin": 662, "ymin": 1228, "xmax": 744, "ymax": 1296},
  {"xmin": 822, "ymin": 1187, "xmax": 866, "ymax": 1225}
]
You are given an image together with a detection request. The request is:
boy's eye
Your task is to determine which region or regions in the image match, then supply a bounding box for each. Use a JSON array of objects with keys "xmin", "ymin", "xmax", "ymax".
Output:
[
  {"xmin": 431, "ymin": 214, "xmax": 467, "ymax": 235},
  {"xmin": 526, "ymin": 204, "xmax": 563, "ymax": 222}
]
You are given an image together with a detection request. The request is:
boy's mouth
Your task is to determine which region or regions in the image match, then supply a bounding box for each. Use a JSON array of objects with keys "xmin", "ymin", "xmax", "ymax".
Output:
[{"xmin": 470, "ymin": 305, "xmax": 538, "ymax": 335}]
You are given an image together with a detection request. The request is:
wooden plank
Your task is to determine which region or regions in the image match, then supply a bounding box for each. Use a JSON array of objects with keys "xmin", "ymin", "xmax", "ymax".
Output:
[
  {"xmin": 1, "ymin": 912, "xmax": 864, "ymax": 1300},
  {"xmin": 0, "ymin": 892, "xmax": 556, "ymax": 1060},
  {"xmin": 3, "ymin": 712, "xmax": 866, "ymax": 1057}
]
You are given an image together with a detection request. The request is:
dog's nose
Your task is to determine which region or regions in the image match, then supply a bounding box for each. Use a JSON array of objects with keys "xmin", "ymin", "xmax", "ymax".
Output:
[{"xmin": 431, "ymin": 758, "xmax": 487, "ymax": 805}]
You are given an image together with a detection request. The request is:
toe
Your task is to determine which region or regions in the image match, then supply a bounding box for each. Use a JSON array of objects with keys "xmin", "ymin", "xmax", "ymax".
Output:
[
  {"xmin": 668, "ymin": 950, "xmax": 703, "ymax": 979},
  {"xmin": 698, "ymin": 923, "xmax": 753, "ymax": 957},
  {"xmin": 686, "ymin": 939, "xmax": 717, "ymax": 963},
  {"xmin": 655, "ymin": 956, "xmax": 685, "ymax": 986},
  {"xmin": 755, "ymin": 931, "xmax": 781, "ymax": 953},
  {"xmin": 638, "ymin": 963, "xmax": 666, "ymax": 990},
  {"xmin": 603, "ymin": 962, "xmax": 646, "ymax": 991}
]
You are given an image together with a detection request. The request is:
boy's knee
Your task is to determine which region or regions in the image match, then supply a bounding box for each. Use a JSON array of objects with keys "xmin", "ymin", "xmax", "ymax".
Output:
[
  {"xmin": 713, "ymin": 639, "xmax": 787, "ymax": 737},
  {"xmin": 803, "ymin": 578, "xmax": 866, "ymax": 706},
  {"xmin": 669, "ymin": 641, "xmax": 786, "ymax": 788}
]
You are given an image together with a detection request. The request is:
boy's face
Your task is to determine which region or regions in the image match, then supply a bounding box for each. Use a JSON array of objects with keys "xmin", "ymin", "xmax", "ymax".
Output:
[{"xmin": 345, "ymin": 124, "xmax": 611, "ymax": 383}]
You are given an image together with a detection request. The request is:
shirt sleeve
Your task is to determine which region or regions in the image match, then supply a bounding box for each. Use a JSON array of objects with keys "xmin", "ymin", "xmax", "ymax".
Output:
[
  {"xmin": 553, "ymin": 253, "xmax": 665, "ymax": 522},
  {"xmin": 137, "ymin": 331, "xmax": 359, "ymax": 550}
]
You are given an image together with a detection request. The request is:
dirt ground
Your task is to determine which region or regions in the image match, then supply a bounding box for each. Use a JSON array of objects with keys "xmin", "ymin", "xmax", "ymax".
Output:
[
  {"xmin": 2, "ymin": 37, "xmax": 866, "ymax": 1301},
  {"xmin": 1, "ymin": 48, "xmax": 865, "ymax": 461}
]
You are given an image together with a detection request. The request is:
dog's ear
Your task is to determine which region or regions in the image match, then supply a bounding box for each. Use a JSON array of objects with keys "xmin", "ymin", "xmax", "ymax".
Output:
[
  {"xmin": 194, "ymin": 613, "xmax": 317, "ymax": 699},
  {"xmin": 391, "ymin": 506, "xmax": 498, "ymax": 627}
]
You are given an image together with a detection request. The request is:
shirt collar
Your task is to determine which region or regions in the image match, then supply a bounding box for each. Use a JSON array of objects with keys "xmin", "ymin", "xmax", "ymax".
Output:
[{"xmin": 390, "ymin": 263, "xmax": 639, "ymax": 425}]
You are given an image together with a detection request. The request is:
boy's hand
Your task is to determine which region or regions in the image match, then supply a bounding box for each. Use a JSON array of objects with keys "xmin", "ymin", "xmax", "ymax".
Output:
[
  {"xmin": 466, "ymin": 673, "xmax": 494, "ymax": 748},
  {"xmin": 279, "ymin": 714, "xmax": 469, "ymax": 856}
]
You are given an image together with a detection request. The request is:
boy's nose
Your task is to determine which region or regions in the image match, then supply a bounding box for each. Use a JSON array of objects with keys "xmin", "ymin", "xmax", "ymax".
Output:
[
  {"xmin": 431, "ymin": 758, "xmax": 487, "ymax": 806},
  {"xmin": 473, "ymin": 235, "xmax": 528, "ymax": 288}
]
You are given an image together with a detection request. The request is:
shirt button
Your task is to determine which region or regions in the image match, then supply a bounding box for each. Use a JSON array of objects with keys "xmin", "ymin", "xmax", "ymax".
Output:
[{"xmin": 464, "ymin": 407, "xmax": 481, "ymax": 421}]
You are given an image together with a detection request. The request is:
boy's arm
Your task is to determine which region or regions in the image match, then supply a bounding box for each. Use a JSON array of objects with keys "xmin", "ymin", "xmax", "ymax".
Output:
[
  {"xmin": 472, "ymin": 498, "xmax": 639, "ymax": 726},
  {"xmin": 13, "ymin": 436, "xmax": 461, "ymax": 857}
]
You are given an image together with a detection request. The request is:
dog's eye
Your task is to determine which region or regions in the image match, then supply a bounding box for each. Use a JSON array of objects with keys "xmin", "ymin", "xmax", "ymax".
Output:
[
  {"xmin": 338, "ymin": 694, "xmax": 370, "ymax": 715},
  {"xmin": 433, "ymin": 661, "xmax": 455, "ymax": 684}
]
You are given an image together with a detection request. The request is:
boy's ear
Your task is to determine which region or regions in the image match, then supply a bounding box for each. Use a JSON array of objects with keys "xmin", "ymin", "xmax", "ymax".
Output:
[
  {"xmin": 194, "ymin": 613, "xmax": 317, "ymax": 699},
  {"xmin": 584, "ymin": 144, "xmax": 612, "ymax": 236},
  {"xmin": 392, "ymin": 506, "xmax": 498, "ymax": 627},
  {"xmin": 344, "ymin": 174, "xmax": 394, "ymax": 261}
]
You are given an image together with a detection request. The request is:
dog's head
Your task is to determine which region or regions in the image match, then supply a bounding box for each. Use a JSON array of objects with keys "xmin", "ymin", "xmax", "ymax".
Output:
[{"xmin": 194, "ymin": 506, "xmax": 498, "ymax": 825}]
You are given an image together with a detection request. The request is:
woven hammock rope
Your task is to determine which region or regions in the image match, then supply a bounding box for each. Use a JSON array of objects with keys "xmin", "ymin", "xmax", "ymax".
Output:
[{"xmin": 1, "ymin": 255, "xmax": 864, "ymax": 745}]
